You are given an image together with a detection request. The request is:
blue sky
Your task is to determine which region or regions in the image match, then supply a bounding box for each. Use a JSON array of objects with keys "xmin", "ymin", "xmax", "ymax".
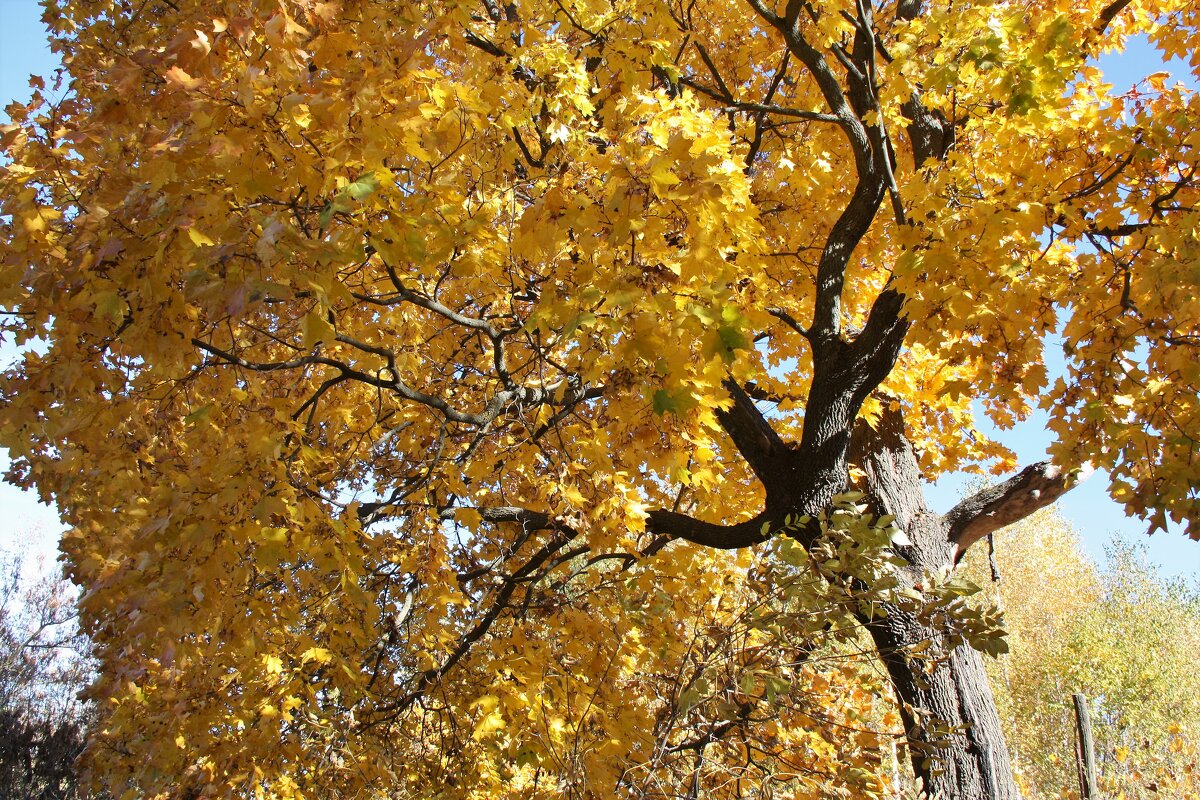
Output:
[
  {"xmin": 0, "ymin": 0, "xmax": 1196, "ymax": 580},
  {"xmin": 0, "ymin": 0, "xmax": 67, "ymax": 569}
]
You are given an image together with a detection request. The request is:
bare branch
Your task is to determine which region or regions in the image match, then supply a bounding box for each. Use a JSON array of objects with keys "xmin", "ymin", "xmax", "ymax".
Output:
[
  {"xmin": 946, "ymin": 462, "xmax": 1090, "ymax": 560},
  {"xmin": 1094, "ymin": 0, "xmax": 1133, "ymax": 35},
  {"xmin": 464, "ymin": 30, "xmax": 509, "ymax": 58},
  {"xmin": 646, "ymin": 508, "xmax": 784, "ymax": 549},
  {"xmin": 678, "ymin": 76, "xmax": 839, "ymax": 123},
  {"xmin": 765, "ymin": 306, "xmax": 811, "ymax": 339},
  {"xmin": 693, "ymin": 40, "xmax": 735, "ymax": 102},
  {"xmin": 192, "ymin": 336, "xmax": 486, "ymax": 425}
]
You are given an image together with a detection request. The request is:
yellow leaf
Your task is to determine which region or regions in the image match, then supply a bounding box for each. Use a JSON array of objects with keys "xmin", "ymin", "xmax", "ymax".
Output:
[
  {"xmin": 471, "ymin": 695, "xmax": 505, "ymax": 739},
  {"xmin": 187, "ymin": 227, "xmax": 215, "ymax": 247},
  {"xmin": 456, "ymin": 508, "xmax": 483, "ymax": 527},
  {"xmin": 472, "ymin": 695, "xmax": 499, "ymax": 713},
  {"xmin": 649, "ymin": 161, "xmax": 682, "ymax": 196},
  {"xmin": 301, "ymin": 647, "xmax": 333, "ymax": 665},
  {"xmin": 163, "ymin": 66, "xmax": 202, "ymax": 90},
  {"xmin": 301, "ymin": 311, "xmax": 336, "ymax": 347},
  {"xmin": 292, "ymin": 104, "xmax": 312, "ymax": 129}
]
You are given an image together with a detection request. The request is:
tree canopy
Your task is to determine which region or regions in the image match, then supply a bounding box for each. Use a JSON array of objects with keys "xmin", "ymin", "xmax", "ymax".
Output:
[{"xmin": 1, "ymin": 0, "xmax": 1198, "ymax": 797}]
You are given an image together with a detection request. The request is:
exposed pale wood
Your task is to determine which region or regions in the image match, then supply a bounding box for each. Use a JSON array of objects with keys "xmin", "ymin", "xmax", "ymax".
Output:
[{"xmin": 1074, "ymin": 693, "xmax": 1100, "ymax": 799}]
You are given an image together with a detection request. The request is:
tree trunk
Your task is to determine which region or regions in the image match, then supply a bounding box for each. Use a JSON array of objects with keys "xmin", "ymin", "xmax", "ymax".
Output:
[
  {"xmin": 852, "ymin": 414, "xmax": 1022, "ymax": 799},
  {"xmin": 868, "ymin": 603, "xmax": 1020, "ymax": 800}
]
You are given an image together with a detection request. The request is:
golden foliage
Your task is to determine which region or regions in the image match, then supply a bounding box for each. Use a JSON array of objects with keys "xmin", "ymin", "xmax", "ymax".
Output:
[{"xmin": 1, "ymin": 0, "xmax": 1198, "ymax": 796}]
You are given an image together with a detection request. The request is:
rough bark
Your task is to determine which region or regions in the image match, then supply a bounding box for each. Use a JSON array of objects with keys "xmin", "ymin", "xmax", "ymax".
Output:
[
  {"xmin": 853, "ymin": 410, "xmax": 1022, "ymax": 799},
  {"xmin": 869, "ymin": 598, "xmax": 1021, "ymax": 800}
]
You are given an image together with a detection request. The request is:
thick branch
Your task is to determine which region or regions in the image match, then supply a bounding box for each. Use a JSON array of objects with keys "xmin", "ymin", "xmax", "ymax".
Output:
[
  {"xmin": 818, "ymin": 180, "xmax": 888, "ymax": 342},
  {"xmin": 439, "ymin": 505, "xmax": 554, "ymax": 528},
  {"xmin": 946, "ymin": 462, "xmax": 1086, "ymax": 560},
  {"xmin": 1094, "ymin": 0, "xmax": 1133, "ymax": 35},
  {"xmin": 647, "ymin": 508, "xmax": 781, "ymax": 549},
  {"xmin": 849, "ymin": 404, "xmax": 930, "ymax": 534},
  {"xmin": 464, "ymin": 30, "xmax": 509, "ymax": 57},
  {"xmin": 747, "ymin": 0, "xmax": 884, "ymax": 342},
  {"xmin": 714, "ymin": 379, "xmax": 795, "ymax": 497},
  {"xmin": 439, "ymin": 501, "xmax": 784, "ymax": 551},
  {"xmin": 850, "ymin": 285, "xmax": 910, "ymax": 398}
]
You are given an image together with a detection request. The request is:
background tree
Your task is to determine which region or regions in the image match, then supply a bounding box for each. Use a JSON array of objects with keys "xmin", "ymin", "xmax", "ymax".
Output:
[
  {"xmin": 1, "ymin": 0, "xmax": 1198, "ymax": 798},
  {"xmin": 0, "ymin": 552, "xmax": 94, "ymax": 800},
  {"xmin": 960, "ymin": 512, "xmax": 1200, "ymax": 800}
]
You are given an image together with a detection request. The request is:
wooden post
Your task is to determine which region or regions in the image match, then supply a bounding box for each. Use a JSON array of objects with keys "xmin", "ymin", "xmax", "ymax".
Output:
[{"xmin": 1073, "ymin": 692, "xmax": 1099, "ymax": 799}]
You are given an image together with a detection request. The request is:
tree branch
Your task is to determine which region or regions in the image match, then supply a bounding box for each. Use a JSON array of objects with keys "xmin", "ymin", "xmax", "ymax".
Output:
[
  {"xmin": 642, "ymin": 507, "xmax": 777, "ymax": 549},
  {"xmin": 439, "ymin": 505, "xmax": 555, "ymax": 528},
  {"xmin": 765, "ymin": 306, "xmax": 811, "ymax": 339},
  {"xmin": 849, "ymin": 403, "xmax": 930, "ymax": 535},
  {"xmin": 714, "ymin": 379, "xmax": 795, "ymax": 497},
  {"xmin": 436, "ymin": 500, "xmax": 783, "ymax": 551},
  {"xmin": 1094, "ymin": 0, "xmax": 1133, "ymax": 35},
  {"xmin": 678, "ymin": 76, "xmax": 839, "ymax": 123},
  {"xmin": 945, "ymin": 462, "xmax": 1089, "ymax": 560},
  {"xmin": 746, "ymin": 1, "xmax": 884, "ymax": 342},
  {"xmin": 192, "ymin": 336, "xmax": 486, "ymax": 424},
  {"xmin": 850, "ymin": 284, "xmax": 909, "ymax": 398},
  {"xmin": 364, "ymin": 524, "xmax": 577, "ymax": 724}
]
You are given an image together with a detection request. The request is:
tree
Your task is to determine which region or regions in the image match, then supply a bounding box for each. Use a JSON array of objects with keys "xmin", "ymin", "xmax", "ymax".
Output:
[
  {"xmin": 959, "ymin": 514, "xmax": 1200, "ymax": 799},
  {"xmin": 1, "ymin": 0, "xmax": 1197, "ymax": 796},
  {"xmin": 0, "ymin": 552, "xmax": 94, "ymax": 799}
]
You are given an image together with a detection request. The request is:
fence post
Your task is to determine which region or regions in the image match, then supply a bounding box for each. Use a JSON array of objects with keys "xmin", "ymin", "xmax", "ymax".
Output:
[{"xmin": 1073, "ymin": 692, "xmax": 1099, "ymax": 799}]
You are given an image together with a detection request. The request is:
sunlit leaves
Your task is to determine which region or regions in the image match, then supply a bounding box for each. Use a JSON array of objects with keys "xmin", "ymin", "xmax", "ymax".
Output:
[{"xmin": 1, "ymin": 0, "xmax": 1198, "ymax": 796}]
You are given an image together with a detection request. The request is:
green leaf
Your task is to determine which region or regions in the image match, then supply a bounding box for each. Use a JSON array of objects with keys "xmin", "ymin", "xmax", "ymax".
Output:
[
  {"xmin": 346, "ymin": 173, "xmax": 381, "ymax": 200},
  {"xmin": 937, "ymin": 575, "xmax": 983, "ymax": 599},
  {"xmin": 720, "ymin": 303, "xmax": 743, "ymax": 324},
  {"xmin": 184, "ymin": 404, "xmax": 214, "ymax": 424},
  {"xmin": 92, "ymin": 290, "xmax": 126, "ymax": 322},
  {"xmin": 319, "ymin": 199, "xmax": 351, "ymax": 229},
  {"xmin": 716, "ymin": 324, "xmax": 749, "ymax": 362},
  {"xmin": 563, "ymin": 311, "xmax": 597, "ymax": 337},
  {"xmin": 652, "ymin": 389, "xmax": 678, "ymax": 416}
]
